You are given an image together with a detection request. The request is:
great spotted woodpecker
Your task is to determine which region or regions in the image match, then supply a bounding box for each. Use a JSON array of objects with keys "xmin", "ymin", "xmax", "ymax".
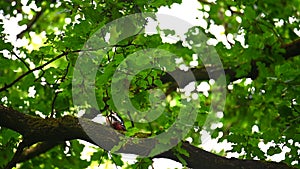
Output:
[{"xmin": 106, "ymin": 112, "xmax": 127, "ymax": 131}]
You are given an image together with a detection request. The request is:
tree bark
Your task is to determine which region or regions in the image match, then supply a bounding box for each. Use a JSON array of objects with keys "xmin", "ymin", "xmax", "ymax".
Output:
[{"xmin": 0, "ymin": 105, "xmax": 294, "ymax": 169}]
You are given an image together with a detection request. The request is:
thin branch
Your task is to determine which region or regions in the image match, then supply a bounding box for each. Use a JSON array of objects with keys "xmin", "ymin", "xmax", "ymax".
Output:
[
  {"xmin": 11, "ymin": 51, "xmax": 30, "ymax": 70},
  {"xmin": 50, "ymin": 91, "xmax": 61, "ymax": 118},
  {"xmin": 127, "ymin": 111, "xmax": 134, "ymax": 128},
  {"xmin": 50, "ymin": 61, "xmax": 70, "ymax": 118},
  {"xmin": 34, "ymin": 69, "xmax": 46, "ymax": 83},
  {"xmin": 17, "ymin": 8, "xmax": 45, "ymax": 39},
  {"xmin": 0, "ymin": 50, "xmax": 80, "ymax": 93}
]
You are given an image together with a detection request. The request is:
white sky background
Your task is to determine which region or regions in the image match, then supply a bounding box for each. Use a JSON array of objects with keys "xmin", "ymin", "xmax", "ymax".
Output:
[{"xmin": 0, "ymin": 0, "xmax": 297, "ymax": 168}]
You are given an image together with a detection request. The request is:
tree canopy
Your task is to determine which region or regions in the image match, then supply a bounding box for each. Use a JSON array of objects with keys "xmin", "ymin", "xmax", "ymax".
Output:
[{"xmin": 0, "ymin": 0, "xmax": 300, "ymax": 168}]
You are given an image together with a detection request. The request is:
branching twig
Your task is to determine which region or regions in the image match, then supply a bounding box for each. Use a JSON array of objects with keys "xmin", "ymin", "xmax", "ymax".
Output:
[
  {"xmin": 34, "ymin": 69, "xmax": 46, "ymax": 83},
  {"xmin": 50, "ymin": 61, "xmax": 70, "ymax": 118},
  {"xmin": 0, "ymin": 50, "xmax": 80, "ymax": 93}
]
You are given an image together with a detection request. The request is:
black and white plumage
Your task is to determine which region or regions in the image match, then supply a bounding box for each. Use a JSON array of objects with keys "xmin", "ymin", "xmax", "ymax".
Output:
[{"xmin": 106, "ymin": 112, "xmax": 127, "ymax": 131}]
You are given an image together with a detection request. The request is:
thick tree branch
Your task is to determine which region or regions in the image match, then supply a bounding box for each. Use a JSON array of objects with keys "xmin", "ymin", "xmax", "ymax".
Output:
[
  {"xmin": 282, "ymin": 38, "xmax": 300, "ymax": 59},
  {"xmin": 4, "ymin": 141, "xmax": 28, "ymax": 169},
  {"xmin": 0, "ymin": 105, "xmax": 294, "ymax": 169},
  {"xmin": 18, "ymin": 141, "xmax": 63, "ymax": 163},
  {"xmin": 155, "ymin": 141, "xmax": 293, "ymax": 169},
  {"xmin": 161, "ymin": 39, "xmax": 300, "ymax": 87}
]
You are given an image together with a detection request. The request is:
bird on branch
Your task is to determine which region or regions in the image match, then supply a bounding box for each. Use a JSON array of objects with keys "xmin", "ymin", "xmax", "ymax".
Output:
[{"xmin": 106, "ymin": 112, "xmax": 127, "ymax": 131}]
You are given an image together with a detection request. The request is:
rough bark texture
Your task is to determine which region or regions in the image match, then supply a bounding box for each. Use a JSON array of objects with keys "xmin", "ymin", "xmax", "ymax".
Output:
[
  {"xmin": 0, "ymin": 105, "xmax": 294, "ymax": 169},
  {"xmin": 156, "ymin": 142, "xmax": 292, "ymax": 169}
]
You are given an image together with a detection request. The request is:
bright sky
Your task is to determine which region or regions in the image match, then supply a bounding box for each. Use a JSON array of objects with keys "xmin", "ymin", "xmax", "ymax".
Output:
[{"xmin": 0, "ymin": 0, "xmax": 297, "ymax": 168}]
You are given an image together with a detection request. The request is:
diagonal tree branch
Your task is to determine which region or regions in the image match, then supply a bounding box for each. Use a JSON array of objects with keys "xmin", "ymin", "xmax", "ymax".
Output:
[
  {"xmin": 4, "ymin": 140, "xmax": 28, "ymax": 169},
  {"xmin": 17, "ymin": 8, "xmax": 45, "ymax": 39},
  {"xmin": 0, "ymin": 50, "xmax": 80, "ymax": 93},
  {"xmin": 17, "ymin": 141, "xmax": 63, "ymax": 163},
  {"xmin": 0, "ymin": 105, "xmax": 294, "ymax": 169},
  {"xmin": 161, "ymin": 39, "xmax": 300, "ymax": 88},
  {"xmin": 155, "ymin": 141, "xmax": 293, "ymax": 169}
]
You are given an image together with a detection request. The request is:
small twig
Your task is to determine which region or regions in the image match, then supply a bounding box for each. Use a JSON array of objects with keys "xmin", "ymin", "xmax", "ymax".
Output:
[
  {"xmin": 148, "ymin": 123, "xmax": 154, "ymax": 136},
  {"xmin": 0, "ymin": 50, "xmax": 80, "ymax": 93},
  {"xmin": 127, "ymin": 111, "xmax": 134, "ymax": 128},
  {"xmin": 257, "ymin": 20, "xmax": 283, "ymax": 44},
  {"xmin": 50, "ymin": 61, "xmax": 70, "ymax": 118},
  {"xmin": 11, "ymin": 51, "xmax": 30, "ymax": 70},
  {"xmin": 17, "ymin": 8, "xmax": 45, "ymax": 39},
  {"xmin": 50, "ymin": 91, "xmax": 60, "ymax": 118},
  {"xmin": 34, "ymin": 69, "xmax": 46, "ymax": 82}
]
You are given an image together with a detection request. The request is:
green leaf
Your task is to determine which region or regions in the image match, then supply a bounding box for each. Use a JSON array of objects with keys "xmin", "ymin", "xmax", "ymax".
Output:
[
  {"xmin": 267, "ymin": 146, "xmax": 282, "ymax": 156},
  {"xmin": 154, "ymin": 79, "xmax": 163, "ymax": 87},
  {"xmin": 244, "ymin": 6, "xmax": 256, "ymax": 20},
  {"xmin": 111, "ymin": 154, "xmax": 124, "ymax": 166},
  {"xmin": 226, "ymin": 134, "xmax": 247, "ymax": 143},
  {"xmin": 0, "ymin": 38, "xmax": 13, "ymax": 51},
  {"xmin": 278, "ymin": 105, "xmax": 292, "ymax": 118}
]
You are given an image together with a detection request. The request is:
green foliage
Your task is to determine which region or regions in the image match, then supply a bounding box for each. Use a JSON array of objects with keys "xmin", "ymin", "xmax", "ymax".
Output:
[
  {"xmin": 173, "ymin": 142, "xmax": 189, "ymax": 166},
  {"xmin": 0, "ymin": 129, "xmax": 19, "ymax": 168},
  {"xmin": 0, "ymin": 0, "xmax": 300, "ymax": 168},
  {"xmin": 128, "ymin": 158, "xmax": 153, "ymax": 169},
  {"xmin": 19, "ymin": 141, "xmax": 90, "ymax": 169}
]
